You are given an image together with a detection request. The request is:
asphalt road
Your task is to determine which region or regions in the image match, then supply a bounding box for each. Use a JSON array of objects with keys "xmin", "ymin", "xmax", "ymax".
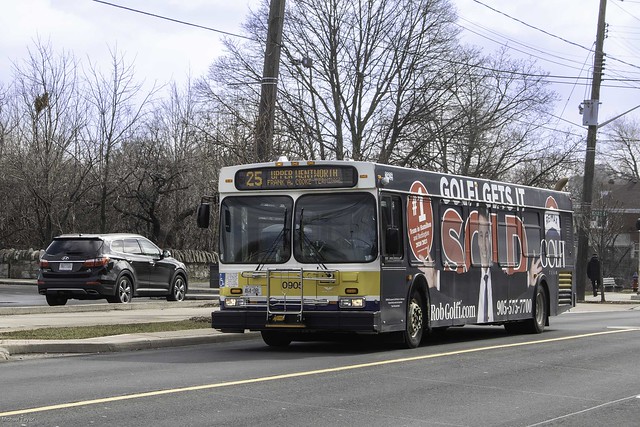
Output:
[
  {"xmin": 1, "ymin": 309, "xmax": 639, "ymax": 426},
  {"xmin": 0, "ymin": 283, "xmax": 215, "ymax": 307},
  {"xmin": 0, "ymin": 283, "xmax": 101, "ymax": 307}
]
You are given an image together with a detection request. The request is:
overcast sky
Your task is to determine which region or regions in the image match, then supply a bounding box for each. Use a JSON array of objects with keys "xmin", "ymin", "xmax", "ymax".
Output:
[{"xmin": 1, "ymin": 0, "xmax": 639, "ymax": 137}]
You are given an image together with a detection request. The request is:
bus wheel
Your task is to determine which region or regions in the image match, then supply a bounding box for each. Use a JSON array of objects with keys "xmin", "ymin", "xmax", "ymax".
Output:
[
  {"xmin": 403, "ymin": 291, "xmax": 424, "ymax": 348},
  {"xmin": 525, "ymin": 286, "xmax": 548, "ymax": 334},
  {"xmin": 504, "ymin": 286, "xmax": 547, "ymax": 334},
  {"xmin": 261, "ymin": 331, "xmax": 292, "ymax": 347}
]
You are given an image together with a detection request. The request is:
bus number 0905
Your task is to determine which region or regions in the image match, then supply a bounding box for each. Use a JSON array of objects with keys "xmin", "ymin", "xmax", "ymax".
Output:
[{"xmin": 282, "ymin": 281, "xmax": 301, "ymax": 290}]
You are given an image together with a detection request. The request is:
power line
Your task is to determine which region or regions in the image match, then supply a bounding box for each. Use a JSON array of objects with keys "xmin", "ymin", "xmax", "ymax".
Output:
[
  {"xmin": 92, "ymin": 0, "xmax": 255, "ymax": 41},
  {"xmin": 457, "ymin": 16, "xmax": 592, "ymax": 63},
  {"xmin": 470, "ymin": 0, "xmax": 594, "ymax": 53},
  {"xmin": 444, "ymin": 56, "xmax": 640, "ymax": 87},
  {"xmin": 610, "ymin": 0, "xmax": 640, "ymax": 23},
  {"xmin": 455, "ymin": 20, "xmax": 592, "ymax": 72}
]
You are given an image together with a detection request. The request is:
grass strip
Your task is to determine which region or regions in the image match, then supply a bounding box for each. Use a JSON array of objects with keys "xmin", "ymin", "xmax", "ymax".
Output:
[{"xmin": 0, "ymin": 317, "xmax": 210, "ymax": 340}]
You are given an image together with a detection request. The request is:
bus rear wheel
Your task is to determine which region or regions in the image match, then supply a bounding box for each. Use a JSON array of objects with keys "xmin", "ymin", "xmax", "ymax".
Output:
[
  {"xmin": 261, "ymin": 330, "xmax": 292, "ymax": 347},
  {"xmin": 402, "ymin": 291, "xmax": 424, "ymax": 348},
  {"xmin": 527, "ymin": 285, "xmax": 548, "ymax": 333},
  {"xmin": 504, "ymin": 286, "xmax": 547, "ymax": 334}
]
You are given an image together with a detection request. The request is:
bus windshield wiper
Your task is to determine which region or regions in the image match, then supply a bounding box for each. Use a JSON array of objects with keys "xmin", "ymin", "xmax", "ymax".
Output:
[
  {"xmin": 255, "ymin": 209, "xmax": 289, "ymax": 271},
  {"xmin": 299, "ymin": 208, "xmax": 328, "ymax": 270}
]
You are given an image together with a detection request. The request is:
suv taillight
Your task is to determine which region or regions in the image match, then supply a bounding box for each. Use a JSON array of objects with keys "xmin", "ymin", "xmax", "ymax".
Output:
[
  {"xmin": 40, "ymin": 259, "xmax": 49, "ymax": 268},
  {"xmin": 83, "ymin": 257, "xmax": 110, "ymax": 268}
]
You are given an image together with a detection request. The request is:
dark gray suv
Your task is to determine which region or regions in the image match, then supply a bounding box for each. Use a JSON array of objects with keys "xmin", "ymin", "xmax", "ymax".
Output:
[{"xmin": 38, "ymin": 233, "xmax": 188, "ymax": 306}]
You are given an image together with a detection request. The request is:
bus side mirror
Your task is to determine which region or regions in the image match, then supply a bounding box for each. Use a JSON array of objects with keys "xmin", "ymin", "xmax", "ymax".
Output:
[
  {"xmin": 385, "ymin": 227, "xmax": 400, "ymax": 255},
  {"xmin": 197, "ymin": 203, "xmax": 211, "ymax": 229}
]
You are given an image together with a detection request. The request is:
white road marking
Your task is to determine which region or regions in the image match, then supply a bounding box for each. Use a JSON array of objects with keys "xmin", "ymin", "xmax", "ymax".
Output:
[{"xmin": 1, "ymin": 328, "xmax": 638, "ymax": 418}]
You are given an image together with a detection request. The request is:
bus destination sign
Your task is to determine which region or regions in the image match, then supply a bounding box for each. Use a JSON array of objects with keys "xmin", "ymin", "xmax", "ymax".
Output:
[{"xmin": 235, "ymin": 165, "xmax": 358, "ymax": 190}]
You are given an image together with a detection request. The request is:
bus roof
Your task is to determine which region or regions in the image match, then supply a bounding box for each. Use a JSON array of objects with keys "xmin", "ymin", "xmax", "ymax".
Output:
[{"xmin": 218, "ymin": 159, "xmax": 572, "ymax": 212}]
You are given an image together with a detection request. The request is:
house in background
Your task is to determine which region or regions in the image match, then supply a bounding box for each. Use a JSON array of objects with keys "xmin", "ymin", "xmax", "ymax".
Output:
[{"xmin": 590, "ymin": 178, "xmax": 640, "ymax": 288}]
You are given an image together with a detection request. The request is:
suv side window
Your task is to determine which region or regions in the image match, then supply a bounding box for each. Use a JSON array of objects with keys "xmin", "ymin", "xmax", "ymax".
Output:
[
  {"xmin": 111, "ymin": 239, "xmax": 124, "ymax": 253},
  {"xmin": 138, "ymin": 238, "xmax": 161, "ymax": 258},
  {"xmin": 123, "ymin": 238, "xmax": 142, "ymax": 255}
]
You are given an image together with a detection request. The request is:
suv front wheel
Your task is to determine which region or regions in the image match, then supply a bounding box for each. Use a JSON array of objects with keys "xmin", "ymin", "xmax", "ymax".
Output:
[{"xmin": 108, "ymin": 275, "xmax": 133, "ymax": 303}]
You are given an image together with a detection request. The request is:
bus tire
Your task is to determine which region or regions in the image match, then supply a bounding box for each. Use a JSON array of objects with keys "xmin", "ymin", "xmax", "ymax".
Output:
[
  {"xmin": 525, "ymin": 285, "xmax": 548, "ymax": 334},
  {"xmin": 402, "ymin": 290, "xmax": 424, "ymax": 348},
  {"xmin": 504, "ymin": 286, "xmax": 547, "ymax": 334},
  {"xmin": 261, "ymin": 330, "xmax": 292, "ymax": 347}
]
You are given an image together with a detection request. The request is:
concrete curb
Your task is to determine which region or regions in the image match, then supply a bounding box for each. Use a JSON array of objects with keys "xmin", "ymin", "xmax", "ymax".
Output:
[{"xmin": 0, "ymin": 331, "xmax": 259, "ymax": 357}]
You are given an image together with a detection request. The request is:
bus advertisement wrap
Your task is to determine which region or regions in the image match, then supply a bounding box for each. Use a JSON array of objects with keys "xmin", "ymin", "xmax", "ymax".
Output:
[{"xmin": 201, "ymin": 159, "xmax": 574, "ymax": 349}]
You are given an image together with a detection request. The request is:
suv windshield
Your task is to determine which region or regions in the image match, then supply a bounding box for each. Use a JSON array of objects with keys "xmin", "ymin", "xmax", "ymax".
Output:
[
  {"xmin": 219, "ymin": 193, "xmax": 377, "ymax": 264},
  {"xmin": 45, "ymin": 239, "xmax": 103, "ymax": 257}
]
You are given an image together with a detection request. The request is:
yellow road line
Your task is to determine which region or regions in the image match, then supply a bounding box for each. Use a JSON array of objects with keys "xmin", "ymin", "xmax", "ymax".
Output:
[{"xmin": 2, "ymin": 328, "xmax": 639, "ymax": 418}]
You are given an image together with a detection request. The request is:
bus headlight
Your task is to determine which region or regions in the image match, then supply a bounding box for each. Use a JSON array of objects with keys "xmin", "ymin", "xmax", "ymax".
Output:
[
  {"xmin": 224, "ymin": 297, "xmax": 246, "ymax": 308},
  {"xmin": 339, "ymin": 297, "xmax": 366, "ymax": 309}
]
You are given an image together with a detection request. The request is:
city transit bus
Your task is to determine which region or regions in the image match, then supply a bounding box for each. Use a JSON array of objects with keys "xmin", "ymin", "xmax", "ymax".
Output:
[{"xmin": 197, "ymin": 158, "xmax": 575, "ymax": 348}]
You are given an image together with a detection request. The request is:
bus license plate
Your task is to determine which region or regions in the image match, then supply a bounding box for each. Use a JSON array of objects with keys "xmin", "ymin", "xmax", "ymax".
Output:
[
  {"xmin": 59, "ymin": 262, "xmax": 73, "ymax": 271},
  {"xmin": 243, "ymin": 285, "xmax": 262, "ymax": 296}
]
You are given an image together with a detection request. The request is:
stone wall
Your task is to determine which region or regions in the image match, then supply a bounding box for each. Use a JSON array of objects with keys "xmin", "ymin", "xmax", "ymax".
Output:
[
  {"xmin": 0, "ymin": 249, "xmax": 42, "ymax": 279},
  {"xmin": 0, "ymin": 248, "xmax": 219, "ymax": 282},
  {"xmin": 170, "ymin": 249, "xmax": 220, "ymax": 282}
]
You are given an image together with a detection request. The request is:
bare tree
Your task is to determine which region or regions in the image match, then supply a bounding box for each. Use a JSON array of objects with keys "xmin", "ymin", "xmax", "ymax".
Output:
[
  {"xmin": 404, "ymin": 48, "xmax": 568, "ymax": 183},
  {"xmin": 194, "ymin": 22, "xmax": 263, "ymax": 165},
  {"xmin": 7, "ymin": 39, "xmax": 93, "ymax": 247},
  {"xmin": 573, "ymin": 182, "xmax": 627, "ymax": 302},
  {"xmin": 199, "ymin": 0, "xmax": 460, "ymax": 162},
  {"xmin": 0, "ymin": 83, "xmax": 21, "ymax": 247},
  {"xmin": 84, "ymin": 46, "xmax": 157, "ymax": 233},
  {"xmin": 150, "ymin": 78, "xmax": 203, "ymax": 248},
  {"xmin": 602, "ymin": 117, "xmax": 640, "ymax": 181},
  {"xmin": 277, "ymin": 0, "xmax": 460, "ymax": 161},
  {"xmin": 111, "ymin": 78, "xmax": 215, "ymax": 248},
  {"xmin": 202, "ymin": 0, "xmax": 575, "ymax": 189},
  {"xmin": 507, "ymin": 143, "xmax": 583, "ymax": 189}
]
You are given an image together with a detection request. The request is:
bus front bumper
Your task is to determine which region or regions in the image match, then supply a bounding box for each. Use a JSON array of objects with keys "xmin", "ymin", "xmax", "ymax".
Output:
[{"xmin": 212, "ymin": 310, "xmax": 381, "ymax": 333}]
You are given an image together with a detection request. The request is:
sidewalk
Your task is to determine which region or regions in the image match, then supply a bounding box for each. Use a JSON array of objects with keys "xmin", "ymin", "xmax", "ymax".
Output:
[
  {"xmin": 0, "ymin": 279, "xmax": 252, "ymax": 360},
  {"xmin": 1, "ymin": 282, "xmax": 639, "ymax": 360},
  {"xmin": 581, "ymin": 290, "xmax": 640, "ymax": 304}
]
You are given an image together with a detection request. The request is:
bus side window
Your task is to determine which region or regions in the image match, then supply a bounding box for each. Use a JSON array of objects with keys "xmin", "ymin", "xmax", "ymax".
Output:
[
  {"xmin": 496, "ymin": 209, "xmax": 521, "ymax": 267},
  {"xmin": 381, "ymin": 195, "xmax": 403, "ymax": 258},
  {"xmin": 522, "ymin": 211, "xmax": 541, "ymax": 257}
]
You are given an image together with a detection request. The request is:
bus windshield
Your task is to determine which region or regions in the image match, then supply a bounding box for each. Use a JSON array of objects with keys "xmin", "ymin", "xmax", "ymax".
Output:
[
  {"xmin": 220, "ymin": 196, "xmax": 292, "ymax": 264},
  {"xmin": 294, "ymin": 193, "xmax": 377, "ymax": 263},
  {"xmin": 219, "ymin": 193, "xmax": 377, "ymax": 264}
]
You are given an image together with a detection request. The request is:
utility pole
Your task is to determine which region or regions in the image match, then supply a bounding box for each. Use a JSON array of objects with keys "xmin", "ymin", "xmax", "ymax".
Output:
[
  {"xmin": 255, "ymin": 0, "xmax": 286, "ymax": 162},
  {"xmin": 575, "ymin": 0, "xmax": 607, "ymax": 301}
]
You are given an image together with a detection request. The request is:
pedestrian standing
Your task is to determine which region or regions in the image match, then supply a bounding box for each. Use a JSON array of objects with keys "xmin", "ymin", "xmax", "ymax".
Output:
[{"xmin": 587, "ymin": 254, "xmax": 601, "ymax": 297}]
